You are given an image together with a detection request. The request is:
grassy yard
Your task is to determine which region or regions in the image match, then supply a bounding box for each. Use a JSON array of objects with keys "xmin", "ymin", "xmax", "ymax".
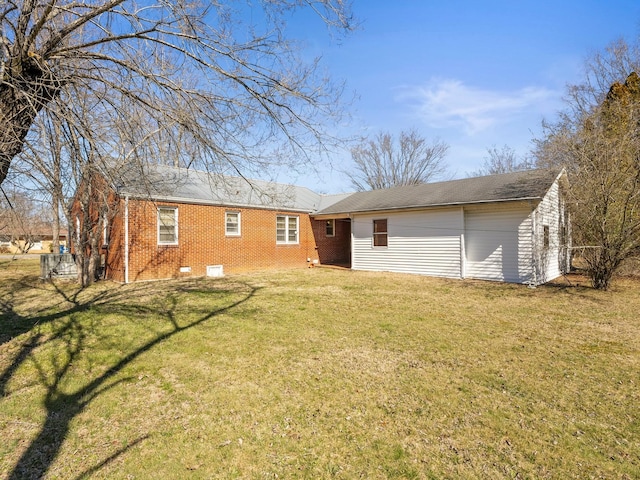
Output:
[{"xmin": 0, "ymin": 258, "xmax": 638, "ymax": 479}]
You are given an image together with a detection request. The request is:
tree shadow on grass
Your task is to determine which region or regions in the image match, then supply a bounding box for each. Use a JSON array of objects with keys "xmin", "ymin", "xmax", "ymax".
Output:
[{"xmin": 0, "ymin": 274, "xmax": 258, "ymax": 479}]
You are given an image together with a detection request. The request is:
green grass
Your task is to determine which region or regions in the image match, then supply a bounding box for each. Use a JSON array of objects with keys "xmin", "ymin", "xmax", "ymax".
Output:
[{"xmin": 1, "ymin": 258, "xmax": 639, "ymax": 479}]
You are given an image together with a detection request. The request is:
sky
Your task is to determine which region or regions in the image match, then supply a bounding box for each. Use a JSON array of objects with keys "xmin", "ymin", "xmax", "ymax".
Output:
[{"xmin": 279, "ymin": 0, "xmax": 640, "ymax": 193}]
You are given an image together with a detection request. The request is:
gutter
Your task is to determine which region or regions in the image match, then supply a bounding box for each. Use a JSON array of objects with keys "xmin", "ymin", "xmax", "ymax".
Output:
[
  {"xmin": 312, "ymin": 196, "xmax": 544, "ymax": 219},
  {"xmin": 117, "ymin": 192, "xmax": 316, "ymax": 214}
]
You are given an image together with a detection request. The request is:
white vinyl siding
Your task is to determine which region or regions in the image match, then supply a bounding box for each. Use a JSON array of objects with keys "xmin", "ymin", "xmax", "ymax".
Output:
[
  {"xmin": 347, "ymin": 175, "xmax": 567, "ymax": 286},
  {"xmin": 464, "ymin": 203, "xmax": 533, "ymax": 284},
  {"xmin": 352, "ymin": 209, "xmax": 463, "ymax": 278},
  {"xmin": 532, "ymin": 179, "xmax": 569, "ymax": 283}
]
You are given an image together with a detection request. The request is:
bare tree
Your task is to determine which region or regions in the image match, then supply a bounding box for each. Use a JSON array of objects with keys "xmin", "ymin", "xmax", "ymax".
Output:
[
  {"xmin": 470, "ymin": 144, "xmax": 533, "ymax": 177},
  {"xmin": 0, "ymin": 187, "xmax": 50, "ymax": 253},
  {"xmin": 535, "ymin": 40, "xmax": 640, "ymax": 290},
  {"xmin": 347, "ymin": 129, "xmax": 449, "ymax": 191},
  {"xmin": 2, "ymin": 1, "xmax": 355, "ymax": 285},
  {"xmin": 0, "ymin": 1, "xmax": 355, "ymax": 188}
]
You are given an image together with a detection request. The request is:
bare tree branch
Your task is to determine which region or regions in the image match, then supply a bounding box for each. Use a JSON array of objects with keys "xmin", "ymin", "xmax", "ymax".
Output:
[
  {"xmin": 535, "ymin": 43, "xmax": 640, "ymax": 289},
  {"xmin": 1, "ymin": 0, "xmax": 355, "ymax": 186},
  {"xmin": 347, "ymin": 129, "xmax": 449, "ymax": 191}
]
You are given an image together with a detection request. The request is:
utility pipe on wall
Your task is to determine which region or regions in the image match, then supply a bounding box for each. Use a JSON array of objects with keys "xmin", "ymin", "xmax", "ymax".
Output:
[{"xmin": 124, "ymin": 195, "xmax": 129, "ymax": 284}]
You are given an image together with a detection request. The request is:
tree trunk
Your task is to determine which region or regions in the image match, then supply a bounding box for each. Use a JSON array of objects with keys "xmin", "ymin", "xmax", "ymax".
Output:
[{"xmin": 0, "ymin": 57, "xmax": 61, "ymax": 186}]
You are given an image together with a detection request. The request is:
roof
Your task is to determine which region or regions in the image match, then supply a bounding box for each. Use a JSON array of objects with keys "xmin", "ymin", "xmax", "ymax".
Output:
[
  {"xmin": 109, "ymin": 164, "xmax": 563, "ymax": 216},
  {"xmin": 314, "ymin": 169, "xmax": 563, "ymax": 216},
  {"xmin": 114, "ymin": 164, "xmax": 327, "ymax": 213}
]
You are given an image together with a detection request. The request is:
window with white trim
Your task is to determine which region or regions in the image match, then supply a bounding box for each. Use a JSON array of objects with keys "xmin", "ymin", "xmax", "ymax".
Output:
[
  {"xmin": 158, "ymin": 207, "xmax": 178, "ymax": 245},
  {"xmin": 373, "ymin": 219, "xmax": 388, "ymax": 247},
  {"xmin": 325, "ymin": 219, "xmax": 335, "ymax": 237},
  {"xmin": 225, "ymin": 211, "xmax": 241, "ymax": 236},
  {"xmin": 276, "ymin": 215, "xmax": 298, "ymax": 244}
]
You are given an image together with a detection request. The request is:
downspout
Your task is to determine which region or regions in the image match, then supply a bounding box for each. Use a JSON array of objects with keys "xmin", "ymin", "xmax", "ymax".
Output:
[
  {"xmin": 529, "ymin": 199, "xmax": 537, "ymax": 288},
  {"xmin": 124, "ymin": 195, "xmax": 129, "ymax": 284},
  {"xmin": 460, "ymin": 206, "xmax": 466, "ymax": 279},
  {"xmin": 349, "ymin": 213, "xmax": 355, "ymax": 270}
]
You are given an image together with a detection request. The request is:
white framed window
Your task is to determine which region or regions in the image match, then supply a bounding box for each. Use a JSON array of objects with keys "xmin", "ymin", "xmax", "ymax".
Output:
[
  {"xmin": 373, "ymin": 219, "xmax": 388, "ymax": 247},
  {"xmin": 325, "ymin": 219, "xmax": 335, "ymax": 237},
  {"xmin": 225, "ymin": 211, "xmax": 241, "ymax": 236},
  {"xmin": 158, "ymin": 207, "xmax": 178, "ymax": 245},
  {"xmin": 276, "ymin": 215, "xmax": 299, "ymax": 244}
]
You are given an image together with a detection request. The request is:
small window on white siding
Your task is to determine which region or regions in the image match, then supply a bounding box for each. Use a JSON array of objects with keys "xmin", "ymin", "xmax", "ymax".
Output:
[
  {"xmin": 276, "ymin": 215, "xmax": 298, "ymax": 244},
  {"xmin": 373, "ymin": 219, "xmax": 388, "ymax": 247},
  {"xmin": 543, "ymin": 225, "xmax": 550, "ymax": 249},
  {"xmin": 158, "ymin": 207, "xmax": 178, "ymax": 245},
  {"xmin": 325, "ymin": 219, "xmax": 335, "ymax": 237},
  {"xmin": 226, "ymin": 211, "xmax": 241, "ymax": 236}
]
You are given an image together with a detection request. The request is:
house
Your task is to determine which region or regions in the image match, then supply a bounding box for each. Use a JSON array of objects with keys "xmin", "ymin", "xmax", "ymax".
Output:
[
  {"xmin": 0, "ymin": 228, "xmax": 69, "ymax": 255},
  {"xmin": 82, "ymin": 164, "xmax": 569, "ymax": 285},
  {"xmin": 89, "ymin": 164, "xmax": 351, "ymax": 283},
  {"xmin": 313, "ymin": 168, "xmax": 570, "ymax": 286}
]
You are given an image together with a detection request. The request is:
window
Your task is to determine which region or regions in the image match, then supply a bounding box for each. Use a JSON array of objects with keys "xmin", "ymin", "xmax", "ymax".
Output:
[
  {"xmin": 325, "ymin": 219, "xmax": 335, "ymax": 237},
  {"xmin": 225, "ymin": 211, "xmax": 241, "ymax": 236},
  {"xmin": 543, "ymin": 225, "xmax": 550, "ymax": 249},
  {"xmin": 276, "ymin": 215, "xmax": 298, "ymax": 244},
  {"xmin": 158, "ymin": 207, "xmax": 178, "ymax": 245},
  {"xmin": 373, "ymin": 219, "xmax": 388, "ymax": 247},
  {"xmin": 560, "ymin": 224, "xmax": 568, "ymax": 247}
]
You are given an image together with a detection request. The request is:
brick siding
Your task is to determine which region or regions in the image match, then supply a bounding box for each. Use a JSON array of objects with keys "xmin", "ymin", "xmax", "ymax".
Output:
[
  {"xmin": 311, "ymin": 218, "xmax": 351, "ymax": 265},
  {"xmin": 104, "ymin": 198, "xmax": 350, "ymax": 282}
]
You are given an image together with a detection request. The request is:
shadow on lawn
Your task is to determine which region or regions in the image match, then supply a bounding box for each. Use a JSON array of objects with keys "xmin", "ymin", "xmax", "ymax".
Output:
[{"xmin": 0, "ymin": 274, "xmax": 258, "ymax": 479}]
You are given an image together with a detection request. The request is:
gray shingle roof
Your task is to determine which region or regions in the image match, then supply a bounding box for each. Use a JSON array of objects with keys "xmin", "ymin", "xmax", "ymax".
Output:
[
  {"xmin": 111, "ymin": 164, "xmax": 562, "ymax": 215},
  {"xmin": 114, "ymin": 164, "xmax": 324, "ymax": 212},
  {"xmin": 314, "ymin": 169, "xmax": 562, "ymax": 216}
]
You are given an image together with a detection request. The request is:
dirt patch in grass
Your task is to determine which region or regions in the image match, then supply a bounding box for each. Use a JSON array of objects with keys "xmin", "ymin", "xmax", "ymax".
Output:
[{"xmin": 1, "ymin": 259, "xmax": 639, "ymax": 478}]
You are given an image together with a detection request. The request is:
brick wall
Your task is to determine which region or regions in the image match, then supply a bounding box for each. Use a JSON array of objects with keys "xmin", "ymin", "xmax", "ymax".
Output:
[
  {"xmin": 106, "ymin": 199, "xmax": 332, "ymax": 282},
  {"xmin": 311, "ymin": 218, "xmax": 351, "ymax": 265}
]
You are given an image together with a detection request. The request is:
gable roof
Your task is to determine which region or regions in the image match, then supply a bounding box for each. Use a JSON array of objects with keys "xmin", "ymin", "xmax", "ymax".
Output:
[
  {"xmin": 314, "ymin": 169, "xmax": 563, "ymax": 216},
  {"xmin": 108, "ymin": 164, "xmax": 563, "ymax": 216},
  {"xmin": 113, "ymin": 164, "xmax": 335, "ymax": 213}
]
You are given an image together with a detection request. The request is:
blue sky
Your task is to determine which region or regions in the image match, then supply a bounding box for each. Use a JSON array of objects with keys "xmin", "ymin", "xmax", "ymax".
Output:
[{"xmin": 281, "ymin": 0, "xmax": 640, "ymax": 193}]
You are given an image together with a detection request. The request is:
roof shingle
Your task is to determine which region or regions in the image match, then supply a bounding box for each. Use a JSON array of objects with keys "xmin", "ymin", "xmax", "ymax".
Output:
[{"xmin": 314, "ymin": 169, "xmax": 562, "ymax": 216}]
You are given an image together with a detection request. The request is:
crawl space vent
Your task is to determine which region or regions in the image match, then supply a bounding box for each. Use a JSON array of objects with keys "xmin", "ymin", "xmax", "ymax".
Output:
[{"xmin": 206, "ymin": 265, "xmax": 224, "ymax": 277}]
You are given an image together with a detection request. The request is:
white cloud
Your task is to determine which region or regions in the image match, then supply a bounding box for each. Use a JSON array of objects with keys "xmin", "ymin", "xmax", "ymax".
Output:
[{"xmin": 397, "ymin": 78, "xmax": 558, "ymax": 135}]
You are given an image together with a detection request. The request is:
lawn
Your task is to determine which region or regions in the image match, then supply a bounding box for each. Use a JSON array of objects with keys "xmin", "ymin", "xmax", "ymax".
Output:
[{"xmin": 1, "ymin": 258, "xmax": 638, "ymax": 479}]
